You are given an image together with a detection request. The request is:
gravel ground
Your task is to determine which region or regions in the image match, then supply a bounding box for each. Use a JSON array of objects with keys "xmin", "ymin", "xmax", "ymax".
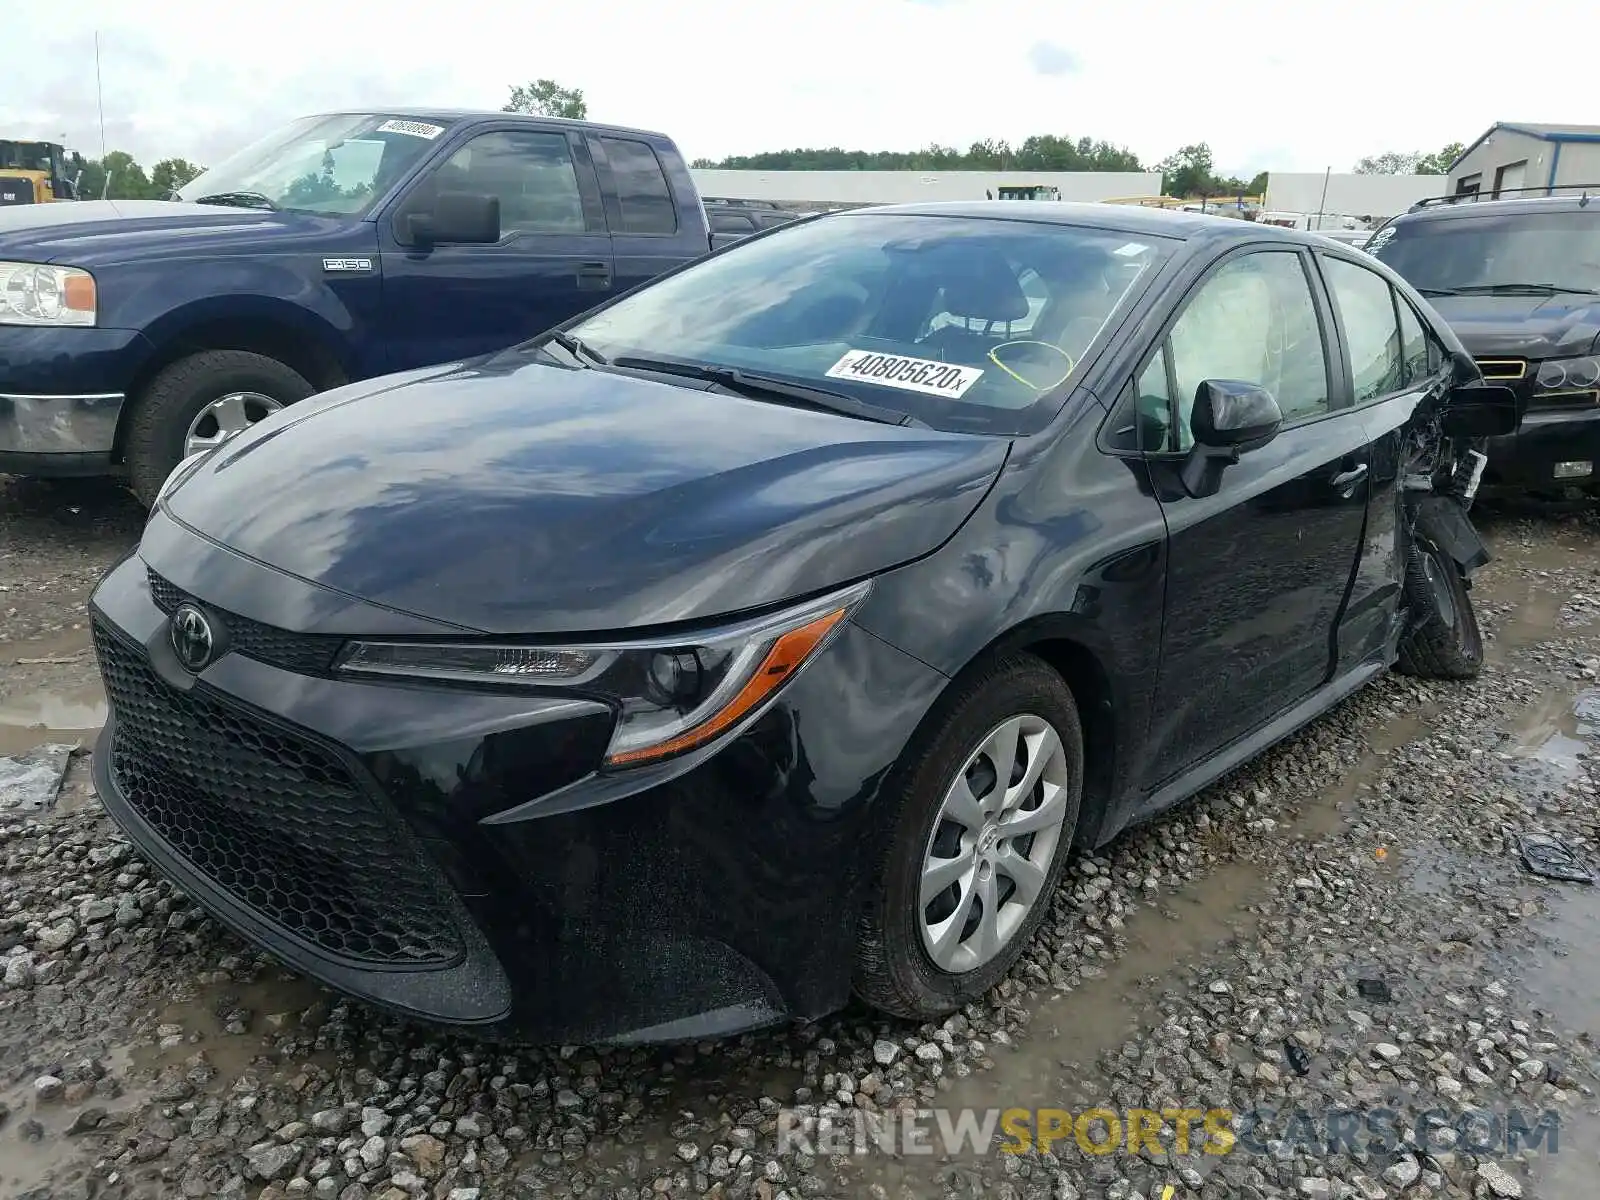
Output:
[{"xmin": 2, "ymin": 474, "xmax": 1600, "ymax": 1200}]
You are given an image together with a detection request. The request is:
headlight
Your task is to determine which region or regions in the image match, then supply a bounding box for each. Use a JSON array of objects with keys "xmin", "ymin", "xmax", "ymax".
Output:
[
  {"xmin": 155, "ymin": 449, "xmax": 215, "ymax": 506},
  {"xmin": 336, "ymin": 580, "xmax": 871, "ymax": 768},
  {"xmin": 0, "ymin": 262, "xmax": 96, "ymax": 326},
  {"xmin": 1534, "ymin": 355, "xmax": 1600, "ymax": 394}
]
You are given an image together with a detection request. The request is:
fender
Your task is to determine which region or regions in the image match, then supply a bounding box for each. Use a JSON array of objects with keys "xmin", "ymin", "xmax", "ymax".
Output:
[
  {"xmin": 1409, "ymin": 493, "xmax": 1491, "ymax": 576},
  {"xmin": 134, "ymin": 293, "xmax": 357, "ymax": 379}
]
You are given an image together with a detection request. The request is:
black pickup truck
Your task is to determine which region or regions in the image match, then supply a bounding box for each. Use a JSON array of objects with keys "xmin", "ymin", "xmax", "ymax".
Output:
[{"xmin": 0, "ymin": 109, "xmax": 714, "ymax": 503}]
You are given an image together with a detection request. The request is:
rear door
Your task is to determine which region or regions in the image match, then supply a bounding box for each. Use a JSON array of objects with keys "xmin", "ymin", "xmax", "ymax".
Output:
[
  {"xmin": 1133, "ymin": 245, "xmax": 1373, "ymax": 785},
  {"xmin": 377, "ymin": 125, "xmax": 614, "ymax": 371},
  {"xmin": 588, "ymin": 134, "xmax": 695, "ymax": 292}
]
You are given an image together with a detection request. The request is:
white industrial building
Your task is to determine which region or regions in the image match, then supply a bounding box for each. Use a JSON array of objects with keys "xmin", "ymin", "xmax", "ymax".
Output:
[
  {"xmin": 689, "ymin": 167, "xmax": 1445, "ymax": 222},
  {"xmin": 1263, "ymin": 172, "xmax": 1440, "ymax": 222},
  {"xmin": 689, "ymin": 169, "xmax": 1161, "ymax": 205},
  {"xmin": 1447, "ymin": 123, "xmax": 1600, "ymax": 198}
]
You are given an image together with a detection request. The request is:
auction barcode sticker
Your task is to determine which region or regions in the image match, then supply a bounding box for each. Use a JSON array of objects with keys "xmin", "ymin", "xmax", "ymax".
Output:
[
  {"xmin": 376, "ymin": 119, "xmax": 445, "ymax": 139},
  {"xmin": 825, "ymin": 350, "xmax": 984, "ymax": 398}
]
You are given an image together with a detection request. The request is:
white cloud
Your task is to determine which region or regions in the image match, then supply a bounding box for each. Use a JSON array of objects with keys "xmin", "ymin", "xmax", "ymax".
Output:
[{"xmin": 0, "ymin": 0, "xmax": 1585, "ymax": 178}]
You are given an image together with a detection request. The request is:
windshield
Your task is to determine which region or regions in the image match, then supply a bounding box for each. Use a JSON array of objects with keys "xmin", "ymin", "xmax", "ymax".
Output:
[
  {"xmin": 176, "ymin": 113, "xmax": 455, "ymax": 214},
  {"xmin": 562, "ymin": 213, "xmax": 1173, "ymax": 435},
  {"xmin": 0, "ymin": 141, "xmax": 53, "ymax": 172},
  {"xmin": 1371, "ymin": 210, "xmax": 1600, "ymax": 295}
]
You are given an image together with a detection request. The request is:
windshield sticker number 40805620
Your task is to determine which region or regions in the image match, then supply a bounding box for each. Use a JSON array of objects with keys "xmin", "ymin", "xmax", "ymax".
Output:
[{"xmin": 825, "ymin": 349, "xmax": 984, "ymax": 398}]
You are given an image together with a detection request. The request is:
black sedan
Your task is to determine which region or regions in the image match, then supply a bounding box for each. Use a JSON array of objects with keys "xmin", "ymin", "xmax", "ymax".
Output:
[{"xmin": 88, "ymin": 202, "xmax": 1517, "ymax": 1044}]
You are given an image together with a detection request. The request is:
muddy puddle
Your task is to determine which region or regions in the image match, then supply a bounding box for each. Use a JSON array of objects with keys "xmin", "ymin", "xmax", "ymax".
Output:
[{"xmin": 0, "ymin": 628, "xmax": 105, "ymax": 758}]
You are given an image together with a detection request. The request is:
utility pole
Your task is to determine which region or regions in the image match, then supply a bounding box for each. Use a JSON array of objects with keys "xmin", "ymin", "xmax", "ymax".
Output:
[{"xmin": 95, "ymin": 32, "xmax": 107, "ymax": 159}]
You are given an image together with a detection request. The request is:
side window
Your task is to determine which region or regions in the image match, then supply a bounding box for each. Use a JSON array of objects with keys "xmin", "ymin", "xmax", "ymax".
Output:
[
  {"xmin": 432, "ymin": 131, "xmax": 586, "ymax": 234},
  {"xmin": 1103, "ymin": 349, "xmax": 1172, "ymax": 453},
  {"xmin": 598, "ymin": 138, "xmax": 677, "ymax": 234},
  {"xmin": 1167, "ymin": 250, "xmax": 1330, "ymax": 448},
  {"xmin": 1321, "ymin": 255, "xmax": 1405, "ymax": 402},
  {"xmin": 1395, "ymin": 296, "xmax": 1437, "ymax": 384}
]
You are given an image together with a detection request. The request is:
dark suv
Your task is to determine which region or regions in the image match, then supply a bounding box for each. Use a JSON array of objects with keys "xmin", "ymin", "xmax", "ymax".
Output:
[{"xmin": 1367, "ymin": 191, "xmax": 1600, "ymax": 495}]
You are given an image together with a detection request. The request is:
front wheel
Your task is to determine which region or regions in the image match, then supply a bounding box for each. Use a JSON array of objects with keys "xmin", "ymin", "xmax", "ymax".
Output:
[
  {"xmin": 1396, "ymin": 511, "xmax": 1484, "ymax": 680},
  {"xmin": 125, "ymin": 350, "xmax": 314, "ymax": 507},
  {"xmin": 854, "ymin": 654, "xmax": 1084, "ymax": 1021}
]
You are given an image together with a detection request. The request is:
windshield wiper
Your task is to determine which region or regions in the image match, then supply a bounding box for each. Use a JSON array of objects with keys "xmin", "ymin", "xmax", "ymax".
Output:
[
  {"xmin": 191, "ymin": 190, "xmax": 279, "ymax": 211},
  {"xmin": 609, "ymin": 356, "xmax": 928, "ymax": 427},
  {"xmin": 546, "ymin": 330, "xmax": 608, "ymax": 367},
  {"xmin": 1448, "ymin": 282, "xmax": 1600, "ymax": 297},
  {"xmin": 1416, "ymin": 286, "xmax": 1465, "ymax": 296}
]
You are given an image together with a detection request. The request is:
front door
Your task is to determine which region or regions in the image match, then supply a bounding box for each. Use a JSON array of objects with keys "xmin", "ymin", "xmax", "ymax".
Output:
[
  {"xmin": 1139, "ymin": 246, "xmax": 1372, "ymax": 786},
  {"xmin": 378, "ymin": 126, "xmax": 614, "ymax": 372}
]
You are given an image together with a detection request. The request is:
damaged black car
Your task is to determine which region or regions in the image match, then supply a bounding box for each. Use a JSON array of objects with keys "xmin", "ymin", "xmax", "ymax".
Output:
[{"xmin": 88, "ymin": 203, "xmax": 1517, "ymax": 1043}]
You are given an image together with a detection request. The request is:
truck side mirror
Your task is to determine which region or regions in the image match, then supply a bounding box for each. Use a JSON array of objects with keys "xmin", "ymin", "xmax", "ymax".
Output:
[{"xmin": 407, "ymin": 191, "xmax": 500, "ymax": 249}]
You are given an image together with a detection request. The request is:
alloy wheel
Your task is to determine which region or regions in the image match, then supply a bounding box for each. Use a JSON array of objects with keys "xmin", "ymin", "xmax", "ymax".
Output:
[
  {"xmin": 184, "ymin": 391, "xmax": 283, "ymax": 456},
  {"xmin": 918, "ymin": 713, "xmax": 1072, "ymax": 974}
]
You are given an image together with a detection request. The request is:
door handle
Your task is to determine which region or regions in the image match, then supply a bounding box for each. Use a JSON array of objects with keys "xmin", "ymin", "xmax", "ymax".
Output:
[
  {"xmin": 576, "ymin": 262, "xmax": 611, "ymax": 290},
  {"xmin": 1330, "ymin": 462, "xmax": 1369, "ymax": 490}
]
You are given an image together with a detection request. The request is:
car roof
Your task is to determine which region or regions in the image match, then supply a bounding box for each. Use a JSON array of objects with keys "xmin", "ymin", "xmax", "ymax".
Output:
[
  {"xmin": 843, "ymin": 200, "xmax": 1323, "ymax": 244},
  {"xmin": 305, "ymin": 107, "xmax": 672, "ymax": 142},
  {"xmin": 1392, "ymin": 193, "xmax": 1600, "ymax": 224}
]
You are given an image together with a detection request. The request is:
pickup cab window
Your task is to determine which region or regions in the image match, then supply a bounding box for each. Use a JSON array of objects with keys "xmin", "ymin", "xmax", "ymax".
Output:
[
  {"xmin": 596, "ymin": 138, "xmax": 678, "ymax": 235},
  {"xmin": 430, "ymin": 131, "xmax": 587, "ymax": 234}
]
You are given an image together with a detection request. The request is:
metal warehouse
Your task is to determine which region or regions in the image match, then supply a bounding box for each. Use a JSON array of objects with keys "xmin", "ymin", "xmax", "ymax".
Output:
[{"xmin": 1448, "ymin": 123, "xmax": 1600, "ymax": 198}]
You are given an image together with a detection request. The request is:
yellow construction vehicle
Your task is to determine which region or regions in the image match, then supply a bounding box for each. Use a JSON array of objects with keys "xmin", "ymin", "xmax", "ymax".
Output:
[{"xmin": 0, "ymin": 139, "xmax": 81, "ymax": 206}]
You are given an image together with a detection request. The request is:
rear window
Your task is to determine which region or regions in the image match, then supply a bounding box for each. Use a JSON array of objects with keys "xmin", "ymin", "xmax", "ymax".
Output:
[
  {"xmin": 1370, "ymin": 209, "xmax": 1600, "ymax": 296},
  {"xmin": 565, "ymin": 212, "xmax": 1175, "ymax": 436},
  {"xmin": 598, "ymin": 137, "xmax": 677, "ymax": 235}
]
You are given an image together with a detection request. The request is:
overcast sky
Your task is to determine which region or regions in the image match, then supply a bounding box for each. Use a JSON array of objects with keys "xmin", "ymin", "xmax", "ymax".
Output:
[{"xmin": 3, "ymin": 0, "xmax": 1586, "ymax": 179}]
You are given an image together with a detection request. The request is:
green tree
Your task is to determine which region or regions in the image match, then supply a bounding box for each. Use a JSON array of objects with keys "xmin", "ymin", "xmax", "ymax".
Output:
[
  {"xmin": 1157, "ymin": 143, "xmax": 1215, "ymax": 197},
  {"xmin": 1416, "ymin": 142, "xmax": 1465, "ymax": 175},
  {"xmin": 503, "ymin": 79, "xmax": 587, "ymax": 119},
  {"xmin": 1354, "ymin": 144, "xmax": 1464, "ymax": 175},
  {"xmin": 150, "ymin": 157, "xmax": 204, "ymax": 197},
  {"xmin": 695, "ymin": 133, "xmax": 1143, "ymax": 173},
  {"xmin": 100, "ymin": 151, "xmax": 154, "ymax": 200}
]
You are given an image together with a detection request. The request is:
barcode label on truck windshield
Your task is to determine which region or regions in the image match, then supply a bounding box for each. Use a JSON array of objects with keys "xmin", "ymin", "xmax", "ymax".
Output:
[
  {"xmin": 825, "ymin": 350, "xmax": 984, "ymax": 398},
  {"xmin": 376, "ymin": 119, "xmax": 445, "ymax": 140}
]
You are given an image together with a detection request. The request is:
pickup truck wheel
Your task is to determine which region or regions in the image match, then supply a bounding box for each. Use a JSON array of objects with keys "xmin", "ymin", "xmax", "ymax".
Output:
[{"xmin": 126, "ymin": 350, "xmax": 314, "ymax": 506}]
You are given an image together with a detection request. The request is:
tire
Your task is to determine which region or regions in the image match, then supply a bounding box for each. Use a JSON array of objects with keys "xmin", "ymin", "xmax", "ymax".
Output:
[
  {"xmin": 854, "ymin": 653, "xmax": 1084, "ymax": 1021},
  {"xmin": 125, "ymin": 350, "xmax": 315, "ymax": 507},
  {"xmin": 1396, "ymin": 512, "xmax": 1484, "ymax": 680}
]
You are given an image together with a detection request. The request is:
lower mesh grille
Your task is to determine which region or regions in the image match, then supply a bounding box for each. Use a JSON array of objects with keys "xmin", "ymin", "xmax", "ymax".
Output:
[{"xmin": 94, "ymin": 620, "xmax": 464, "ymax": 968}]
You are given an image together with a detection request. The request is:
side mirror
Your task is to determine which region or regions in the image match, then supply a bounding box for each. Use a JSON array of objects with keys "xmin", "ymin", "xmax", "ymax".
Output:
[
  {"xmin": 1181, "ymin": 380, "xmax": 1283, "ymax": 498},
  {"xmin": 1441, "ymin": 382, "xmax": 1522, "ymax": 439},
  {"xmin": 407, "ymin": 190, "xmax": 500, "ymax": 248},
  {"xmin": 710, "ymin": 230, "xmax": 747, "ymax": 251}
]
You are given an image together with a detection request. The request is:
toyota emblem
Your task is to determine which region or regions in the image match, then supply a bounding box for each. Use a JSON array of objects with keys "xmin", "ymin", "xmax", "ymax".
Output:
[{"xmin": 170, "ymin": 604, "xmax": 216, "ymax": 672}]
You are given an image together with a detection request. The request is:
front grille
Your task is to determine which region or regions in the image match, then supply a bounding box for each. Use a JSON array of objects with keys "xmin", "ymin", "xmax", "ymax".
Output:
[
  {"xmin": 147, "ymin": 567, "xmax": 346, "ymax": 676},
  {"xmin": 94, "ymin": 620, "xmax": 464, "ymax": 968},
  {"xmin": 1475, "ymin": 357, "xmax": 1527, "ymax": 381}
]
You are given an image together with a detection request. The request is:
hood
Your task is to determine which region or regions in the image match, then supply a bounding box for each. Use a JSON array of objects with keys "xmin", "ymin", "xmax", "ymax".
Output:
[
  {"xmin": 1427, "ymin": 293, "xmax": 1600, "ymax": 360},
  {"xmin": 0, "ymin": 199, "xmax": 365, "ymax": 266},
  {"xmin": 162, "ymin": 356, "xmax": 1009, "ymax": 634}
]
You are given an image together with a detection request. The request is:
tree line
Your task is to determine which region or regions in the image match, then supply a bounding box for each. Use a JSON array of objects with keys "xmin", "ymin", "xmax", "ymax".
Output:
[
  {"xmin": 62, "ymin": 150, "xmax": 205, "ymax": 200},
  {"xmin": 66, "ymin": 75, "xmax": 1465, "ymax": 207}
]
